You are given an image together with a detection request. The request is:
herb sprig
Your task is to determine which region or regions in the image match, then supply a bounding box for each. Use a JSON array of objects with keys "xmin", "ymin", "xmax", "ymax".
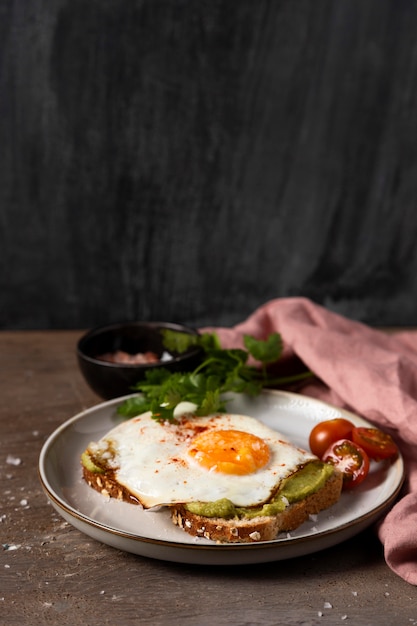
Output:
[{"xmin": 117, "ymin": 330, "xmax": 313, "ymax": 421}]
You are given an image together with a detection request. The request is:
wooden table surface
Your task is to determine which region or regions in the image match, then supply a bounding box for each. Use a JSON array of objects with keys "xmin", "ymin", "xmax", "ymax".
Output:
[{"xmin": 1, "ymin": 330, "xmax": 416, "ymax": 626}]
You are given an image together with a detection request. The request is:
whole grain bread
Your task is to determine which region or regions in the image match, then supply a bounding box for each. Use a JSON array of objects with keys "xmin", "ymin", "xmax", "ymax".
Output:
[
  {"xmin": 82, "ymin": 462, "xmax": 343, "ymax": 543},
  {"xmin": 170, "ymin": 470, "xmax": 343, "ymax": 543}
]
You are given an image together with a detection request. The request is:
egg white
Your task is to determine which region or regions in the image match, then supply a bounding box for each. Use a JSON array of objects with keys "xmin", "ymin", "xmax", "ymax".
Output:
[{"xmin": 86, "ymin": 412, "xmax": 317, "ymax": 508}]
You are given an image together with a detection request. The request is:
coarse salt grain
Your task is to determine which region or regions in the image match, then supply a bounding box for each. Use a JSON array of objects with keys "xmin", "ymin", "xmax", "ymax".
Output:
[
  {"xmin": 3, "ymin": 544, "xmax": 21, "ymax": 551},
  {"xmin": 6, "ymin": 455, "xmax": 21, "ymax": 466}
]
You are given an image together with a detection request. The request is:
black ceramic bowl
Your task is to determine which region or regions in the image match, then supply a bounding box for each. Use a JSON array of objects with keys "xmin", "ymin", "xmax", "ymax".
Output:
[{"xmin": 77, "ymin": 321, "xmax": 202, "ymax": 400}]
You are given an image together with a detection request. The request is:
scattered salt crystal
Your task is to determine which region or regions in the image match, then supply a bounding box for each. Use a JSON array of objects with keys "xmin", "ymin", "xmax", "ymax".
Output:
[
  {"xmin": 352, "ymin": 591, "xmax": 358, "ymax": 596},
  {"xmin": 324, "ymin": 602, "xmax": 333, "ymax": 609},
  {"xmin": 20, "ymin": 499, "xmax": 28, "ymax": 506},
  {"xmin": 6, "ymin": 455, "xmax": 21, "ymax": 466},
  {"xmin": 341, "ymin": 616, "xmax": 348, "ymax": 620},
  {"xmin": 384, "ymin": 592, "xmax": 390, "ymax": 596},
  {"xmin": 99, "ymin": 590, "xmax": 105, "ymax": 595}
]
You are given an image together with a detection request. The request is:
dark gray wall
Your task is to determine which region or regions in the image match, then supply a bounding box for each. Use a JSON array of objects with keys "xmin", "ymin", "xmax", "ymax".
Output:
[{"xmin": 2, "ymin": 0, "xmax": 417, "ymax": 330}]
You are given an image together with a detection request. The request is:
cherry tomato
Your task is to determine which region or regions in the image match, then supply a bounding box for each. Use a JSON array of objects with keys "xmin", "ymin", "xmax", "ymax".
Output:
[
  {"xmin": 351, "ymin": 427, "xmax": 398, "ymax": 461},
  {"xmin": 309, "ymin": 418, "xmax": 354, "ymax": 458},
  {"xmin": 322, "ymin": 439, "xmax": 370, "ymax": 489}
]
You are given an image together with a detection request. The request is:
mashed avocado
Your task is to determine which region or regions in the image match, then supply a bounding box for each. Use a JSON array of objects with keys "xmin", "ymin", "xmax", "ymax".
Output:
[
  {"xmin": 81, "ymin": 451, "xmax": 105, "ymax": 474},
  {"xmin": 185, "ymin": 461, "xmax": 334, "ymax": 519}
]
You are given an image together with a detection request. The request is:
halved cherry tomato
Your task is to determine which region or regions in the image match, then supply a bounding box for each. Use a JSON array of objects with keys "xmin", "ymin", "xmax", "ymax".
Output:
[
  {"xmin": 309, "ymin": 418, "xmax": 354, "ymax": 458},
  {"xmin": 351, "ymin": 427, "xmax": 398, "ymax": 461},
  {"xmin": 322, "ymin": 439, "xmax": 370, "ymax": 489}
]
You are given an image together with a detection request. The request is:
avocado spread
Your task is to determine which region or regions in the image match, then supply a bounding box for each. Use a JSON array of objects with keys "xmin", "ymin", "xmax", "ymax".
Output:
[
  {"xmin": 81, "ymin": 451, "xmax": 105, "ymax": 474},
  {"xmin": 185, "ymin": 461, "xmax": 334, "ymax": 519}
]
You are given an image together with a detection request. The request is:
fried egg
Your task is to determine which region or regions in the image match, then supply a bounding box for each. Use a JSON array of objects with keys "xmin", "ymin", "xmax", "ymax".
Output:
[{"xmin": 86, "ymin": 412, "xmax": 317, "ymax": 508}]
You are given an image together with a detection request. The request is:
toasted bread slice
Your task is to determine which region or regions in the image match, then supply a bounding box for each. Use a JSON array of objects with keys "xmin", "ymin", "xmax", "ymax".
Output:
[
  {"xmin": 82, "ymin": 464, "xmax": 142, "ymax": 505},
  {"xmin": 82, "ymin": 462, "xmax": 343, "ymax": 543},
  {"xmin": 81, "ymin": 410, "xmax": 344, "ymax": 543},
  {"xmin": 170, "ymin": 469, "xmax": 343, "ymax": 543}
]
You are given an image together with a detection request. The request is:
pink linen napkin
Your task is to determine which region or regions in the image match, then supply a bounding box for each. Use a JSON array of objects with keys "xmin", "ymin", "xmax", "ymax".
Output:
[{"xmin": 202, "ymin": 297, "xmax": 417, "ymax": 585}]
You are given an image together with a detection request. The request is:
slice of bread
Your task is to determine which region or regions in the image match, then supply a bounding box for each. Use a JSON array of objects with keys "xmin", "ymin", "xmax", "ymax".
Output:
[
  {"xmin": 82, "ymin": 461, "xmax": 343, "ymax": 543},
  {"xmin": 170, "ymin": 469, "xmax": 343, "ymax": 543},
  {"xmin": 81, "ymin": 410, "xmax": 344, "ymax": 543},
  {"xmin": 82, "ymin": 464, "xmax": 142, "ymax": 505}
]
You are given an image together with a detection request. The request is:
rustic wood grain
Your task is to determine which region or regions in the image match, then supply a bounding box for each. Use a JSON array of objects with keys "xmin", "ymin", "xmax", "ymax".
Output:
[
  {"xmin": 0, "ymin": 330, "xmax": 416, "ymax": 625},
  {"xmin": 2, "ymin": 1, "xmax": 417, "ymax": 330}
]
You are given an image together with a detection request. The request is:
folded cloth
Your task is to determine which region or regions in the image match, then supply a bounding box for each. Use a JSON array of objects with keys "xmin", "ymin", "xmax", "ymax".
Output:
[{"xmin": 202, "ymin": 297, "xmax": 417, "ymax": 585}]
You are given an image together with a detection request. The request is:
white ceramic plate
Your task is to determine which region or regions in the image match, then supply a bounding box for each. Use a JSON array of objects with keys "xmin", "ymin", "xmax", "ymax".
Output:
[{"xmin": 39, "ymin": 390, "xmax": 404, "ymax": 565}]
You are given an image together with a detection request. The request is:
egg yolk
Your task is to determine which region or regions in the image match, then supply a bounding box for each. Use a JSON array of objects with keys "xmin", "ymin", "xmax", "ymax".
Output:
[{"xmin": 188, "ymin": 429, "xmax": 271, "ymax": 475}]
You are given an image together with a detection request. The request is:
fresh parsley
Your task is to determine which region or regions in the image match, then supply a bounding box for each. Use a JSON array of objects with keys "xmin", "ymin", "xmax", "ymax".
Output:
[{"xmin": 117, "ymin": 330, "xmax": 313, "ymax": 421}]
